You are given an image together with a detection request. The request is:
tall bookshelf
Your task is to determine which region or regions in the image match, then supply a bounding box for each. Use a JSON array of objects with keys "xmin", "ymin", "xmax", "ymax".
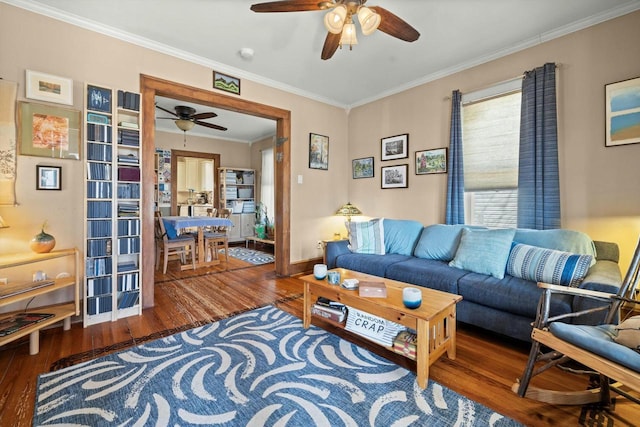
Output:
[
  {"xmin": 219, "ymin": 167, "xmax": 256, "ymax": 242},
  {"xmin": 84, "ymin": 83, "xmax": 142, "ymax": 326}
]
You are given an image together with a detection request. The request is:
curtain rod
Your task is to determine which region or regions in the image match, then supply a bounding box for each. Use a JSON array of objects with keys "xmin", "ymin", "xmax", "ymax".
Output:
[{"xmin": 443, "ymin": 63, "xmax": 561, "ymax": 101}]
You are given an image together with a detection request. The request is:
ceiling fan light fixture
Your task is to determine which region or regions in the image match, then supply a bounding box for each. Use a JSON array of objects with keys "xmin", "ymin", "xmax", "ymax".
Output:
[
  {"xmin": 357, "ymin": 6, "xmax": 380, "ymax": 35},
  {"xmin": 339, "ymin": 22, "xmax": 358, "ymax": 49},
  {"xmin": 324, "ymin": 4, "xmax": 347, "ymax": 34},
  {"xmin": 175, "ymin": 119, "xmax": 195, "ymax": 132}
]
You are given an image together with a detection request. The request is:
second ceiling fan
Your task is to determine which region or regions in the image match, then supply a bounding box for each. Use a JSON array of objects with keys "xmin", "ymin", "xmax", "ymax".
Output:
[{"xmin": 250, "ymin": 0, "xmax": 420, "ymax": 60}]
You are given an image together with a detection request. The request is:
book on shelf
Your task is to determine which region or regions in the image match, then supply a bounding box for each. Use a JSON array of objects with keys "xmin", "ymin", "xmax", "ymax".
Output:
[
  {"xmin": 0, "ymin": 313, "xmax": 54, "ymax": 337},
  {"xmin": 311, "ymin": 303, "xmax": 347, "ymax": 323},
  {"xmin": 392, "ymin": 330, "xmax": 417, "ymax": 360},
  {"xmin": 358, "ymin": 281, "xmax": 387, "ymax": 298}
]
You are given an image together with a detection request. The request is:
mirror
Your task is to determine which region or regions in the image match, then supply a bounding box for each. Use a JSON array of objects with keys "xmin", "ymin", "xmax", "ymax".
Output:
[{"xmin": 169, "ymin": 150, "xmax": 220, "ymax": 216}]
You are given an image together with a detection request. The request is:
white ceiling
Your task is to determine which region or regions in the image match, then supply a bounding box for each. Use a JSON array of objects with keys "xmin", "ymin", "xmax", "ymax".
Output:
[{"xmin": 7, "ymin": 0, "xmax": 640, "ymax": 140}]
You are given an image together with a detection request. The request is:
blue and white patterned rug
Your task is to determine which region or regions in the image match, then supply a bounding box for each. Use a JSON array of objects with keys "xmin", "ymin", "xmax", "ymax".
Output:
[
  {"xmin": 223, "ymin": 247, "xmax": 275, "ymax": 265},
  {"xmin": 34, "ymin": 306, "xmax": 521, "ymax": 426}
]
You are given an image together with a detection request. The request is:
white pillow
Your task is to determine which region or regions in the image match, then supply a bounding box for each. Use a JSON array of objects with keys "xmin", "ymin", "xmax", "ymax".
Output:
[{"xmin": 348, "ymin": 218, "xmax": 385, "ymax": 255}]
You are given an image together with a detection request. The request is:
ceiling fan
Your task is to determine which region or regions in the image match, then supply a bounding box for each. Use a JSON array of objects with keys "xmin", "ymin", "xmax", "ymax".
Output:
[
  {"xmin": 155, "ymin": 104, "xmax": 228, "ymax": 132},
  {"xmin": 250, "ymin": 0, "xmax": 420, "ymax": 60}
]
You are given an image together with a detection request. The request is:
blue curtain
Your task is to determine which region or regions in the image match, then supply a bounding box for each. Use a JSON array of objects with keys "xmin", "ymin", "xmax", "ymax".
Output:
[
  {"xmin": 517, "ymin": 63, "xmax": 560, "ymax": 229},
  {"xmin": 446, "ymin": 90, "xmax": 465, "ymax": 225}
]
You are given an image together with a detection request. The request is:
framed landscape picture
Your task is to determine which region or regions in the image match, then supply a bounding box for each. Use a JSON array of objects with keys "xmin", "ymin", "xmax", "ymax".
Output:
[
  {"xmin": 352, "ymin": 157, "xmax": 374, "ymax": 179},
  {"xmin": 605, "ymin": 76, "xmax": 640, "ymax": 147},
  {"xmin": 415, "ymin": 148, "xmax": 447, "ymax": 175},
  {"xmin": 18, "ymin": 101, "xmax": 81, "ymax": 160},
  {"xmin": 213, "ymin": 71, "xmax": 241, "ymax": 95},
  {"xmin": 25, "ymin": 70, "xmax": 73, "ymax": 105},
  {"xmin": 381, "ymin": 134, "xmax": 408, "ymax": 161},
  {"xmin": 381, "ymin": 164, "xmax": 408, "ymax": 189},
  {"xmin": 309, "ymin": 133, "xmax": 329, "ymax": 170}
]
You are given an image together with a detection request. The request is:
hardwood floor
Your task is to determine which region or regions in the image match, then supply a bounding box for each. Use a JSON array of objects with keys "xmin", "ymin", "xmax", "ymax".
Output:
[{"xmin": 1, "ymin": 258, "xmax": 638, "ymax": 426}]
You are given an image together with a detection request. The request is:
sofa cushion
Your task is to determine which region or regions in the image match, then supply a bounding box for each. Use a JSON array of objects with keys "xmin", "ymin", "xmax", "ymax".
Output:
[
  {"xmin": 334, "ymin": 253, "xmax": 410, "ymax": 278},
  {"xmin": 383, "ymin": 219, "xmax": 424, "ymax": 256},
  {"xmin": 514, "ymin": 228, "xmax": 597, "ymax": 266},
  {"xmin": 414, "ymin": 224, "xmax": 470, "ymax": 261},
  {"xmin": 506, "ymin": 243, "xmax": 593, "ymax": 287},
  {"xmin": 385, "ymin": 258, "xmax": 468, "ymax": 294},
  {"xmin": 449, "ymin": 228, "xmax": 516, "ymax": 279},
  {"xmin": 457, "ymin": 272, "xmax": 573, "ymax": 319},
  {"xmin": 347, "ymin": 218, "xmax": 385, "ymax": 255}
]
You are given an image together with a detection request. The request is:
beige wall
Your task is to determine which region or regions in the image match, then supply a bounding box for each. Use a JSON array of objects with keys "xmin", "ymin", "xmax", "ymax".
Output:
[
  {"xmin": 1, "ymin": 4, "xmax": 639, "ymax": 273},
  {"xmin": 348, "ymin": 11, "xmax": 640, "ymax": 270},
  {"xmin": 0, "ymin": 3, "xmax": 348, "ymax": 266}
]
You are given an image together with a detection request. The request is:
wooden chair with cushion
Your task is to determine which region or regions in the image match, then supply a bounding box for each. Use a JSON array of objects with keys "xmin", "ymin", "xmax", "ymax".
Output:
[
  {"xmin": 155, "ymin": 216, "xmax": 196, "ymax": 274},
  {"xmin": 204, "ymin": 208, "xmax": 231, "ymax": 267},
  {"xmin": 513, "ymin": 237, "xmax": 640, "ymax": 406}
]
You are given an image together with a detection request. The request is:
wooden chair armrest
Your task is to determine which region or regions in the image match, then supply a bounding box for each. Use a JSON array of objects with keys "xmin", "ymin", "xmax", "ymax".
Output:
[{"xmin": 537, "ymin": 282, "xmax": 617, "ymax": 300}]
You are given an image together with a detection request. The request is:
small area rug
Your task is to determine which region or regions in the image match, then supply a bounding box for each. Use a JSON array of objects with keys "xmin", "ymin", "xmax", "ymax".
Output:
[
  {"xmin": 34, "ymin": 306, "xmax": 521, "ymax": 426},
  {"xmin": 223, "ymin": 247, "xmax": 274, "ymax": 265}
]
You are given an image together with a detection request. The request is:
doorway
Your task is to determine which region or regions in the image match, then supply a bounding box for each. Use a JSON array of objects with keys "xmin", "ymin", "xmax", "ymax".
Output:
[{"xmin": 140, "ymin": 75, "xmax": 291, "ymax": 308}]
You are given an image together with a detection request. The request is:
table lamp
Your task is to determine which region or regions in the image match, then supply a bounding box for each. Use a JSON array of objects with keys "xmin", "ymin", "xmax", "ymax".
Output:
[{"xmin": 335, "ymin": 202, "xmax": 362, "ymax": 236}]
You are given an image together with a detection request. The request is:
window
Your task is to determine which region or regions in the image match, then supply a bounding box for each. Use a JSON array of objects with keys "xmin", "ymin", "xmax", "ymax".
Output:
[
  {"xmin": 260, "ymin": 147, "xmax": 275, "ymax": 223},
  {"xmin": 462, "ymin": 80, "xmax": 521, "ymax": 228}
]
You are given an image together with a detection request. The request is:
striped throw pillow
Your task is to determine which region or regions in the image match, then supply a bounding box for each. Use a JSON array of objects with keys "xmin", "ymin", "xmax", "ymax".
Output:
[
  {"xmin": 348, "ymin": 218, "xmax": 385, "ymax": 255},
  {"xmin": 506, "ymin": 243, "xmax": 593, "ymax": 287}
]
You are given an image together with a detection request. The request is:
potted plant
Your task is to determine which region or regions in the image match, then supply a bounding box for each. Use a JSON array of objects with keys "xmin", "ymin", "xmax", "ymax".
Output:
[{"xmin": 254, "ymin": 203, "xmax": 268, "ymax": 239}]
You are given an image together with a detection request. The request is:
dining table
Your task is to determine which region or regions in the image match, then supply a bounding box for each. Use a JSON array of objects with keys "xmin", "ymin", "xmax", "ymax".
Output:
[{"xmin": 162, "ymin": 216, "xmax": 234, "ymax": 270}]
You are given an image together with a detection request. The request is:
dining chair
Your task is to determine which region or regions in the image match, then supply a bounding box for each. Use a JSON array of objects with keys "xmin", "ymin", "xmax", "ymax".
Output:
[
  {"xmin": 204, "ymin": 208, "xmax": 232, "ymax": 266},
  {"xmin": 155, "ymin": 217, "xmax": 196, "ymax": 274}
]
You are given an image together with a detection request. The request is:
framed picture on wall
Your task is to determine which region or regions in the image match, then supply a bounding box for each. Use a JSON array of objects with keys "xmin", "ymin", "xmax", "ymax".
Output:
[
  {"xmin": 415, "ymin": 148, "xmax": 447, "ymax": 175},
  {"xmin": 381, "ymin": 164, "xmax": 408, "ymax": 189},
  {"xmin": 86, "ymin": 84, "xmax": 112, "ymax": 113},
  {"xmin": 18, "ymin": 101, "xmax": 81, "ymax": 160},
  {"xmin": 36, "ymin": 165, "xmax": 62, "ymax": 190},
  {"xmin": 309, "ymin": 133, "xmax": 329, "ymax": 170},
  {"xmin": 213, "ymin": 71, "xmax": 241, "ymax": 95},
  {"xmin": 352, "ymin": 157, "xmax": 374, "ymax": 179},
  {"xmin": 605, "ymin": 76, "xmax": 640, "ymax": 147},
  {"xmin": 25, "ymin": 70, "xmax": 73, "ymax": 105},
  {"xmin": 381, "ymin": 134, "xmax": 409, "ymax": 161}
]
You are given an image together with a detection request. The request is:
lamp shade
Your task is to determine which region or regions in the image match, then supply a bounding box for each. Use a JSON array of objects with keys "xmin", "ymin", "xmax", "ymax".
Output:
[
  {"xmin": 175, "ymin": 119, "xmax": 195, "ymax": 132},
  {"xmin": 339, "ymin": 22, "xmax": 358, "ymax": 48},
  {"xmin": 357, "ymin": 6, "xmax": 381, "ymax": 35},
  {"xmin": 335, "ymin": 202, "xmax": 362, "ymax": 218},
  {"xmin": 324, "ymin": 5, "xmax": 347, "ymax": 34}
]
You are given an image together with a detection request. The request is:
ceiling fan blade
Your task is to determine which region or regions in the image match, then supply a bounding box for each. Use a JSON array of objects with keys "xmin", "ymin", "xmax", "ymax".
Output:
[
  {"xmin": 321, "ymin": 31, "xmax": 341, "ymax": 60},
  {"xmin": 251, "ymin": 0, "xmax": 324, "ymax": 13},
  {"xmin": 370, "ymin": 6, "xmax": 420, "ymax": 42},
  {"xmin": 192, "ymin": 112, "xmax": 218, "ymax": 120},
  {"xmin": 155, "ymin": 104, "xmax": 178, "ymax": 117},
  {"xmin": 195, "ymin": 120, "xmax": 227, "ymax": 131}
]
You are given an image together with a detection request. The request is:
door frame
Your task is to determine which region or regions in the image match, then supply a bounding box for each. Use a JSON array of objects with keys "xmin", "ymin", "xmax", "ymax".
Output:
[{"xmin": 140, "ymin": 74, "xmax": 291, "ymax": 307}]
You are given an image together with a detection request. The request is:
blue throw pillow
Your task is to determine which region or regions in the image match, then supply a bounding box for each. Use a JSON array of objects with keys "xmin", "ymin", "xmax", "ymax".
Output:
[
  {"xmin": 162, "ymin": 219, "xmax": 178, "ymax": 239},
  {"xmin": 347, "ymin": 218, "xmax": 385, "ymax": 255},
  {"xmin": 513, "ymin": 229, "xmax": 597, "ymax": 266},
  {"xmin": 449, "ymin": 228, "xmax": 516, "ymax": 279},
  {"xmin": 413, "ymin": 224, "xmax": 469, "ymax": 261},
  {"xmin": 506, "ymin": 243, "xmax": 593, "ymax": 287},
  {"xmin": 383, "ymin": 219, "xmax": 424, "ymax": 256}
]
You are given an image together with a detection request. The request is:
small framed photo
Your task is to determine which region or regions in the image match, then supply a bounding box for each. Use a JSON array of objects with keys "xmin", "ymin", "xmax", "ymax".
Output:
[
  {"xmin": 86, "ymin": 84, "xmax": 112, "ymax": 113},
  {"xmin": 213, "ymin": 71, "xmax": 241, "ymax": 95},
  {"xmin": 18, "ymin": 101, "xmax": 81, "ymax": 160},
  {"xmin": 381, "ymin": 134, "xmax": 409, "ymax": 161},
  {"xmin": 381, "ymin": 164, "xmax": 408, "ymax": 189},
  {"xmin": 309, "ymin": 133, "xmax": 329, "ymax": 170},
  {"xmin": 352, "ymin": 156, "xmax": 374, "ymax": 179},
  {"xmin": 25, "ymin": 70, "xmax": 73, "ymax": 105},
  {"xmin": 605, "ymin": 76, "xmax": 640, "ymax": 147},
  {"xmin": 415, "ymin": 148, "xmax": 448, "ymax": 175},
  {"xmin": 36, "ymin": 165, "xmax": 61, "ymax": 190}
]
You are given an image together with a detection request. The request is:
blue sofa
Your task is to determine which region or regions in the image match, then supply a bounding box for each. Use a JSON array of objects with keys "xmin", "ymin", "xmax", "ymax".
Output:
[{"xmin": 325, "ymin": 219, "xmax": 622, "ymax": 342}]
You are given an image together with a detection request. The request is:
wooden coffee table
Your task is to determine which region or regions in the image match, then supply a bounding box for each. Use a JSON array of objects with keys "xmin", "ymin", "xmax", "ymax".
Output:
[{"xmin": 301, "ymin": 268, "xmax": 462, "ymax": 389}]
